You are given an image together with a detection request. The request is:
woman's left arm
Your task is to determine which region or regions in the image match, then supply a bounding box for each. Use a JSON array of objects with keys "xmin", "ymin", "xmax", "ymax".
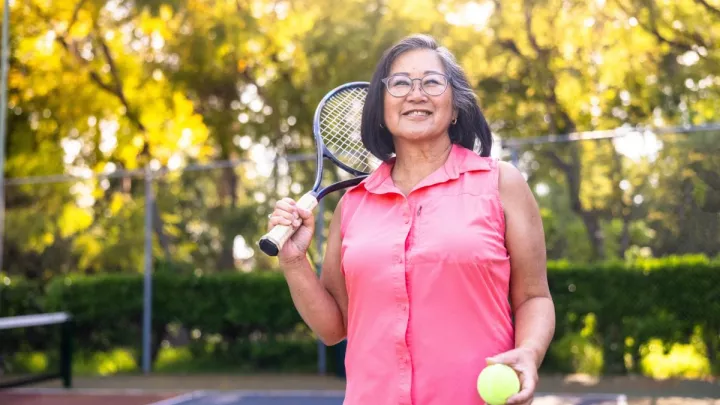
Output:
[{"xmin": 489, "ymin": 161, "xmax": 556, "ymax": 405}]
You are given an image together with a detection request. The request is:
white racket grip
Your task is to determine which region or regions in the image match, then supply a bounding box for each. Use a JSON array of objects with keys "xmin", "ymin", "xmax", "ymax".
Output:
[{"xmin": 259, "ymin": 192, "xmax": 319, "ymax": 256}]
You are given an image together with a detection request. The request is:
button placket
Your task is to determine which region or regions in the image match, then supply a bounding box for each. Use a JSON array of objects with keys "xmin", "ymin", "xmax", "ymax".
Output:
[{"xmin": 392, "ymin": 195, "xmax": 413, "ymax": 405}]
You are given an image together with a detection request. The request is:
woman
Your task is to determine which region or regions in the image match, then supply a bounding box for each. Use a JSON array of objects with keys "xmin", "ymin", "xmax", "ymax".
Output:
[{"xmin": 267, "ymin": 34, "xmax": 555, "ymax": 405}]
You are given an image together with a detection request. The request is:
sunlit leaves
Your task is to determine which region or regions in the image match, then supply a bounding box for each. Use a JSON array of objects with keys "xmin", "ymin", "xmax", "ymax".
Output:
[
  {"xmin": 4, "ymin": 0, "xmax": 719, "ymax": 276},
  {"xmin": 58, "ymin": 204, "xmax": 94, "ymax": 238}
]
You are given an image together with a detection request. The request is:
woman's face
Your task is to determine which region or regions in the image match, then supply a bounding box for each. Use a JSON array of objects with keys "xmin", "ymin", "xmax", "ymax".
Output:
[{"xmin": 383, "ymin": 49, "xmax": 456, "ymax": 145}]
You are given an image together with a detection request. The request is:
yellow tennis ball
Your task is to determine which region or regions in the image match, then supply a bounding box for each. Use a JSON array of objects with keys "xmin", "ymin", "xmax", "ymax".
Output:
[{"xmin": 476, "ymin": 363, "xmax": 520, "ymax": 405}]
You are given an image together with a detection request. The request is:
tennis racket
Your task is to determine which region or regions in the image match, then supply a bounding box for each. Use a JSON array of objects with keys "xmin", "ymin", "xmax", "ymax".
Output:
[{"xmin": 258, "ymin": 81, "xmax": 381, "ymax": 256}]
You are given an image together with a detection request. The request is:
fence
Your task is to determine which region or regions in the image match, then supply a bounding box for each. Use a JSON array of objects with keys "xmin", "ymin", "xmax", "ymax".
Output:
[
  {"xmin": 1, "ymin": 123, "xmax": 718, "ymax": 374},
  {"xmin": 503, "ymin": 123, "xmax": 720, "ymax": 262}
]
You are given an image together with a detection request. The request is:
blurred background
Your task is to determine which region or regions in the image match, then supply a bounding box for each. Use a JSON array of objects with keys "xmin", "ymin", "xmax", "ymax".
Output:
[{"xmin": 0, "ymin": 0, "xmax": 719, "ymax": 390}]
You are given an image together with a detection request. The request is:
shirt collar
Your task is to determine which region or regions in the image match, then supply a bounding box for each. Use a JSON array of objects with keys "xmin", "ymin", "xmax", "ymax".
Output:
[{"xmin": 359, "ymin": 144, "xmax": 492, "ymax": 195}]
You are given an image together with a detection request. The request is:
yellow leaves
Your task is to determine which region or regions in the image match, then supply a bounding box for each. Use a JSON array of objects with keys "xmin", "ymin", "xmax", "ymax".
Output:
[
  {"xmin": 109, "ymin": 193, "xmax": 128, "ymax": 215},
  {"xmin": 154, "ymin": 107, "xmax": 210, "ymax": 164},
  {"xmin": 119, "ymin": 144, "xmax": 142, "ymax": 170},
  {"xmin": 171, "ymin": 92, "xmax": 193, "ymax": 117},
  {"xmin": 393, "ymin": 0, "xmax": 441, "ymax": 30},
  {"xmin": 681, "ymin": 168, "xmax": 696, "ymax": 179},
  {"xmin": 73, "ymin": 233, "xmax": 104, "ymax": 270},
  {"xmin": 8, "ymin": 70, "xmax": 26, "ymax": 94},
  {"xmin": 17, "ymin": 31, "xmax": 54, "ymax": 65},
  {"xmin": 68, "ymin": 10, "xmax": 94, "ymax": 38},
  {"xmin": 687, "ymin": 151, "xmax": 705, "ymax": 164},
  {"xmin": 159, "ymin": 4, "xmax": 175, "ymax": 21},
  {"xmin": 42, "ymin": 232, "xmax": 55, "ymax": 246},
  {"xmin": 579, "ymin": 140, "xmax": 616, "ymax": 210},
  {"xmin": 137, "ymin": 5, "xmax": 171, "ymax": 34},
  {"xmin": 58, "ymin": 204, "xmax": 93, "ymax": 238},
  {"xmin": 132, "ymin": 135, "xmax": 145, "ymax": 148},
  {"xmin": 111, "ymin": 79, "xmax": 210, "ymax": 169},
  {"xmin": 555, "ymin": 73, "xmax": 585, "ymax": 120},
  {"xmin": 217, "ymin": 43, "xmax": 234, "ymax": 59}
]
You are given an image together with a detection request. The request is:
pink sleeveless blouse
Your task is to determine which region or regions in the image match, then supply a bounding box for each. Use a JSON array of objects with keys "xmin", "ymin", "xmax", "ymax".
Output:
[{"xmin": 338, "ymin": 144, "xmax": 514, "ymax": 405}]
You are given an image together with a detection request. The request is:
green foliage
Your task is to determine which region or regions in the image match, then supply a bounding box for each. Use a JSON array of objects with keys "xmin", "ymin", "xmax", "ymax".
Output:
[
  {"xmin": 2, "ymin": 256, "xmax": 719, "ymax": 376},
  {"xmin": 546, "ymin": 313, "xmax": 603, "ymax": 375},
  {"xmin": 39, "ymin": 271, "xmax": 304, "ymax": 354},
  {"xmin": 546, "ymin": 257, "xmax": 720, "ymax": 375},
  {"xmin": 0, "ymin": 273, "xmax": 44, "ymax": 317},
  {"xmin": 4, "ymin": 0, "xmax": 719, "ymax": 281}
]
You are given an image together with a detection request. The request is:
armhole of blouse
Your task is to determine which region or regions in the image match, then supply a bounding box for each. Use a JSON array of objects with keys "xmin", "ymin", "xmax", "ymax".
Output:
[
  {"xmin": 338, "ymin": 192, "xmax": 349, "ymax": 240},
  {"xmin": 493, "ymin": 158, "xmax": 508, "ymax": 237},
  {"xmin": 338, "ymin": 191, "xmax": 355, "ymax": 277}
]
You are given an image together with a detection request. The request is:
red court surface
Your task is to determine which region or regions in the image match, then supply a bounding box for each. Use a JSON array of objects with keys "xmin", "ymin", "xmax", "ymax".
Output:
[{"xmin": 0, "ymin": 390, "xmax": 181, "ymax": 405}]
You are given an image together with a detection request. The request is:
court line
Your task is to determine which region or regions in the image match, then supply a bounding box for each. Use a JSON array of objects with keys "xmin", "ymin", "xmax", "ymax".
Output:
[
  {"xmin": 146, "ymin": 390, "xmax": 210, "ymax": 405},
  {"xmin": 228, "ymin": 390, "xmax": 346, "ymax": 397},
  {"xmin": 533, "ymin": 392, "xmax": 628, "ymax": 405}
]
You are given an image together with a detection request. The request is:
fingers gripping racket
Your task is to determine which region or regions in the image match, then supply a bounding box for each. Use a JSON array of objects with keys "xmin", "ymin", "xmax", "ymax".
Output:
[{"xmin": 258, "ymin": 82, "xmax": 381, "ymax": 256}]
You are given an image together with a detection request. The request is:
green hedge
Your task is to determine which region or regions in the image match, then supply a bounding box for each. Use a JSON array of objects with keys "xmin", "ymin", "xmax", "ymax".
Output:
[
  {"xmin": 46, "ymin": 272, "xmax": 312, "ymax": 372},
  {"xmin": 546, "ymin": 256, "xmax": 720, "ymax": 375},
  {"xmin": 0, "ymin": 274, "xmax": 49, "ymax": 354},
  {"xmin": 1, "ymin": 256, "xmax": 719, "ymax": 376}
]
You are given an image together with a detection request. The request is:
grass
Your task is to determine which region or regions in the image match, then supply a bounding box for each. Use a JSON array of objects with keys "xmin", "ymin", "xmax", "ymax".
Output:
[
  {"xmin": 3, "ymin": 341, "xmax": 714, "ymax": 379},
  {"xmin": 639, "ymin": 334, "xmax": 711, "ymax": 379}
]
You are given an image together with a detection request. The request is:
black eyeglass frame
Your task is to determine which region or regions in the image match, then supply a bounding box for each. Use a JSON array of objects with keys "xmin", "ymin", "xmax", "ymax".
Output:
[{"xmin": 381, "ymin": 73, "xmax": 451, "ymax": 98}]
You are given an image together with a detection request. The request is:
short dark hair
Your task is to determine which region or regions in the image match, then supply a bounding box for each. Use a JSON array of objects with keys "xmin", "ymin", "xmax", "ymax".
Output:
[{"xmin": 361, "ymin": 34, "xmax": 493, "ymax": 161}]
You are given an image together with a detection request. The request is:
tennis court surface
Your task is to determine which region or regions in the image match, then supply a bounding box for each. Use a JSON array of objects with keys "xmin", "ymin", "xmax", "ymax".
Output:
[
  {"xmin": 0, "ymin": 388, "xmax": 631, "ymax": 405},
  {"xmin": 147, "ymin": 391, "xmax": 629, "ymax": 404}
]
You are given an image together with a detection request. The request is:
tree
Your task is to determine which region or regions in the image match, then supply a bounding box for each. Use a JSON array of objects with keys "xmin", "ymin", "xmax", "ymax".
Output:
[{"xmin": 4, "ymin": 0, "xmax": 718, "ymax": 279}]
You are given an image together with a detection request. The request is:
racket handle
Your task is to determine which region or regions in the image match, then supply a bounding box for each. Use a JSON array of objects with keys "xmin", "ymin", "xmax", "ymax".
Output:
[{"xmin": 258, "ymin": 193, "xmax": 319, "ymax": 256}]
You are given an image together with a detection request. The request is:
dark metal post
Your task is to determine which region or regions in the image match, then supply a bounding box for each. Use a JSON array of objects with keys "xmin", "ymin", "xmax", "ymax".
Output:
[
  {"xmin": 142, "ymin": 167, "xmax": 153, "ymax": 374},
  {"xmin": 60, "ymin": 318, "xmax": 74, "ymax": 388},
  {"xmin": 315, "ymin": 197, "xmax": 326, "ymax": 375},
  {"xmin": 0, "ymin": 0, "xmax": 12, "ymax": 275}
]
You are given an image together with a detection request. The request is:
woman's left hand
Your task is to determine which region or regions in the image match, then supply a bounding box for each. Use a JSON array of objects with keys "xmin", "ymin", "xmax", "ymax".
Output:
[{"xmin": 485, "ymin": 347, "xmax": 539, "ymax": 405}]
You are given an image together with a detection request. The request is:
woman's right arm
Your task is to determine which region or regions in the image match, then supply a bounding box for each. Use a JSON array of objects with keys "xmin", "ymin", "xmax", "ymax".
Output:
[{"xmin": 271, "ymin": 197, "xmax": 348, "ymax": 346}]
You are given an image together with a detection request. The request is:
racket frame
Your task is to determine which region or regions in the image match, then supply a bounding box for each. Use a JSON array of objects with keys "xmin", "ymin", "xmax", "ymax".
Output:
[{"xmin": 258, "ymin": 81, "xmax": 371, "ymax": 256}]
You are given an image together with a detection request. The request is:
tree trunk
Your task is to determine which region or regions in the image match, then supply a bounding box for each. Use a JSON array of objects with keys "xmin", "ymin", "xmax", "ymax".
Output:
[
  {"xmin": 220, "ymin": 159, "xmax": 240, "ymax": 270},
  {"xmin": 619, "ymin": 214, "xmax": 631, "ymax": 259},
  {"xmin": 544, "ymin": 146, "xmax": 607, "ymax": 260},
  {"xmin": 579, "ymin": 211, "xmax": 605, "ymax": 260},
  {"xmin": 703, "ymin": 324, "xmax": 719, "ymax": 375},
  {"xmin": 152, "ymin": 197, "xmax": 173, "ymax": 264}
]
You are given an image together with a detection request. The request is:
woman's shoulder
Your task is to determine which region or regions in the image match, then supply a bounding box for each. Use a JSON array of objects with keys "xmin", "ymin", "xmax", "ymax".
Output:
[{"xmin": 497, "ymin": 161, "xmax": 526, "ymax": 194}]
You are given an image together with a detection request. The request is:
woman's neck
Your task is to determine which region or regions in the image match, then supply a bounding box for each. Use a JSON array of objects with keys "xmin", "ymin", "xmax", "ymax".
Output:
[{"xmin": 391, "ymin": 137, "xmax": 453, "ymax": 194}]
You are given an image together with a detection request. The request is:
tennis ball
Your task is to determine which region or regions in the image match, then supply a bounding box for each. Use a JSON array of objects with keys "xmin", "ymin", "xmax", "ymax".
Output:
[{"xmin": 476, "ymin": 363, "xmax": 520, "ymax": 405}]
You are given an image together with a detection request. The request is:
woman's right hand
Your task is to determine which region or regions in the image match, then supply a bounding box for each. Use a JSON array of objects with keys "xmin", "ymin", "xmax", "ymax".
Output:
[{"xmin": 267, "ymin": 197, "xmax": 316, "ymax": 264}]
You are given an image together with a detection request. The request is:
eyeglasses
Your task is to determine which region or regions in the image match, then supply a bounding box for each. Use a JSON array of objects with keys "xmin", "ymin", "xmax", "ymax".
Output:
[{"xmin": 381, "ymin": 73, "xmax": 450, "ymax": 98}]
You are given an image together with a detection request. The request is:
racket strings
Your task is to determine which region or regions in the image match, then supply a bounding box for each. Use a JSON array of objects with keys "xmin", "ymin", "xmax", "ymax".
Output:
[
  {"xmin": 322, "ymin": 94, "xmax": 365, "ymax": 165},
  {"xmin": 320, "ymin": 88, "xmax": 379, "ymax": 173}
]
